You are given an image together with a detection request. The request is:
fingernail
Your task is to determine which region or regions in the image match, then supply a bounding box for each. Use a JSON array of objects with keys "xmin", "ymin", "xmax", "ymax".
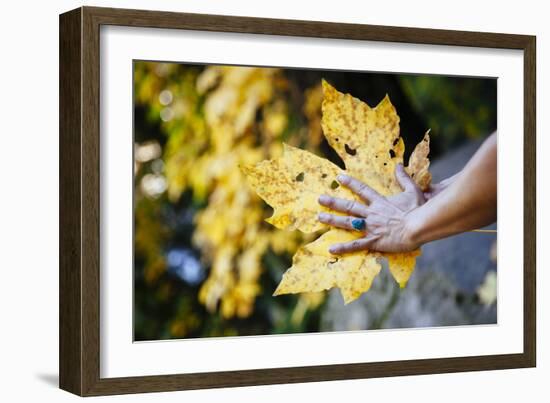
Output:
[
  {"xmin": 318, "ymin": 212, "xmax": 328, "ymax": 220},
  {"xmin": 318, "ymin": 194, "xmax": 329, "ymax": 204},
  {"xmin": 329, "ymin": 246, "xmax": 337, "ymax": 254},
  {"xmin": 337, "ymin": 174, "xmax": 348, "ymax": 183}
]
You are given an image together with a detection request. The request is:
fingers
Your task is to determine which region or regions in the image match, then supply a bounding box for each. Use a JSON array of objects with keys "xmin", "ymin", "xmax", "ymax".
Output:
[
  {"xmin": 337, "ymin": 174, "xmax": 383, "ymax": 203},
  {"xmin": 328, "ymin": 234, "xmax": 380, "ymax": 254},
  {"xmin": 318, "ymin": 213, "xmax": 366, "ymax": 232},
  {"xmin": 318, "ymin": 195, "xmax": 368, "ymax": 216},
  {"xmin": 394, "ymin": 163, "xmax": 417, "ymax": 192}
]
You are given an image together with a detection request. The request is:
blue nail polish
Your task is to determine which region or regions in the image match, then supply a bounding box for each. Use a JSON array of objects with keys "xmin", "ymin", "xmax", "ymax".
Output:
[{"xmin": 351, "ymin": 218, "xmax": 366, "ymax": 231}]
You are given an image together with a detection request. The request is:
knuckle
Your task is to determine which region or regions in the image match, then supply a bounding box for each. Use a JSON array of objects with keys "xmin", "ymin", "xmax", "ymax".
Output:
[{"xmin": 360, "ymin": 190, "xmax": 371, "ymax": 200}]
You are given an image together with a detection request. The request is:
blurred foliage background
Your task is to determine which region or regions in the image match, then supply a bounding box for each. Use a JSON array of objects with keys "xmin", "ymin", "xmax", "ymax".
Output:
[{"xmin": 133, "ymin": 61, "xmax": 497, "ymax": 341}]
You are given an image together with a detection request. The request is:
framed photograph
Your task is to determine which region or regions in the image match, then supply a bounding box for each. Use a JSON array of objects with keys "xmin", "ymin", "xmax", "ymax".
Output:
[{"xmin": 59, "ymin": 6, "xmax": 536, "ymax": 396}]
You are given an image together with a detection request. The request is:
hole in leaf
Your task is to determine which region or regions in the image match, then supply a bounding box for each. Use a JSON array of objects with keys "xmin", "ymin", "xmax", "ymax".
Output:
[
  {"xmin": 329, "ymin": 257, "xmax": 339, "ymax": 264},
  {"xmin": 295, "ymin": 172, "xmax": 305, "ymax": 182},
  {"xmin": 344, "ymin": 144, "xmax": 357, "ymax": 156},
  {"xmin": 335, "ymin": 138, "xmax": 339, "ymax": 142},
  {"xmin": 393, "ymin": 138, "xmax": 400, "ymax": 146},
  {"xmin": 383, "ymin": 162, "xmax": 387, "ymax": 166},
  {"xmin": 389, "ymin": 150, "xmax": 396, "ymax": 158},
  {"xmin": 321, "ymin": 173, "xmax": 327, "ymax": 178},
  {"xmin": 331, "ymin": 180, "xmax": 340, "ymax": 189}
]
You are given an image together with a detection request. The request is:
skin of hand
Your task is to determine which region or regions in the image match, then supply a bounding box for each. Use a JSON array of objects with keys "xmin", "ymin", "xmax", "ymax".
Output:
[
  {"xmin": 423, "ymin": 171, "xmax": 461, "ymax": 200},
  {"xmin": 318, "ymin": 132, "xmax": 497, "ymax": 254},
  {"xmin": 318, "ymin": 163, "xmax": 426, "ymax": 253}
]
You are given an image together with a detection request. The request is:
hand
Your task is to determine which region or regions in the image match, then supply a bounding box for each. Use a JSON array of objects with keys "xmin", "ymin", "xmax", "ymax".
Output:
[{"xmin": 317, "ymin": 164, "xmax": 426, "ymax": 253}]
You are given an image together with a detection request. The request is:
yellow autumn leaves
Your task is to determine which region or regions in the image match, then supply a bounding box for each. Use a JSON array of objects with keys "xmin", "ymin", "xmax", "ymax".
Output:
[
  {"xmin": 244, "ymin": 80, "xmax": 431, "ymax": 303},
  {"xmin": 190, "ymin": 66, "xmax": 294, "ymax": 318},
  {"xmin": 151, "ymin": 65, "xmax": 319, "ymax": 319}
]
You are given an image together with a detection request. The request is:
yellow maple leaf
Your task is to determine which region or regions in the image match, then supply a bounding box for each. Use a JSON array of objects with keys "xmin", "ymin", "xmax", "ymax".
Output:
[{"xmin": 244, "ymin": 80, "xmax": 431, "ymax": 303}]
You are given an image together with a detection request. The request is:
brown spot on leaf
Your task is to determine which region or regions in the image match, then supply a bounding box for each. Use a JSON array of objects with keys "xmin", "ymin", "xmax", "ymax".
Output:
[{"xmin": 344, "ymin": 144, "xmax": 357, "ymax": 156}]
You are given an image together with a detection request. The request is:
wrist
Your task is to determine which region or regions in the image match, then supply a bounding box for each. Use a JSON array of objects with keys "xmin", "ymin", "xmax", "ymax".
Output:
[{"xmin": 402, "ymin": 209, "xmax": 426, "ymax": 250}]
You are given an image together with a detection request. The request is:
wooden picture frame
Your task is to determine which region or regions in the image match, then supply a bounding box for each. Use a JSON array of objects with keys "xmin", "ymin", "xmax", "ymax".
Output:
[{"xmin": 59, "ymin": 6, "xmax": 536, "ymax": 396}]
